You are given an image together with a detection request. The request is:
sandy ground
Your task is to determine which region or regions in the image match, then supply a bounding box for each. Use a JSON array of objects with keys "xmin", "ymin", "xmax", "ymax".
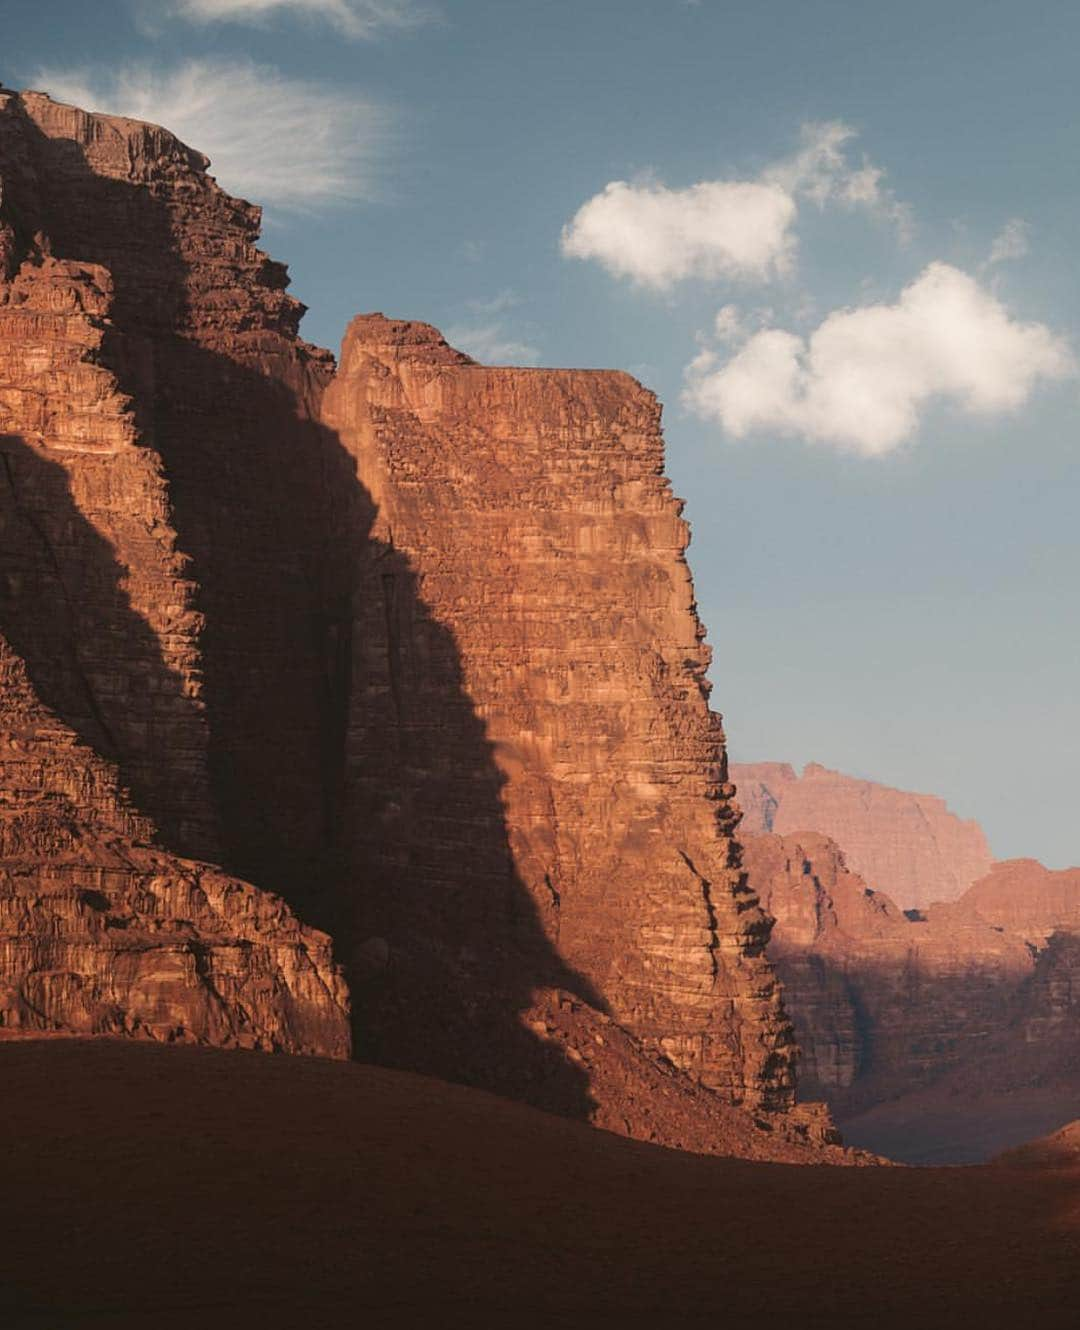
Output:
[
  {"xmin": 840, "ymin": 1084, "xmax": 1080, "ymax": 1163},
  {"xmin": 0, "ymin": 1039, "xmax": 1077, "ymax": 1329}
]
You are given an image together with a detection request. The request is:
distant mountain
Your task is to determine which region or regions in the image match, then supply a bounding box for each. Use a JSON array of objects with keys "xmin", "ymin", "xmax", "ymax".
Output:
[{"xmin": 731, "ymin": 761, "xmax": 994, "ymax": 910}]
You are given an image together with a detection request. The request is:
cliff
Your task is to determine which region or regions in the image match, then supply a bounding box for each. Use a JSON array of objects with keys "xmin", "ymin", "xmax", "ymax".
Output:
[
  {"xmin": 745, "ymin": 830, "xmax": 1080, "ymax": 1155},
  {"xmin": 0, "ymin": 90, "xmax": 349, "ymax": 1053},
  {"xmin": 0, "ymin": 89, "xmax": 803, "ymax": 1149},
  {"xmin": 745, "ymin": 832, "xmax": 1030, "ymax": 1108},
  {"xmin": 323, "ymin": 315, "xmax": 795, "ymax": 1112},
  {"xmin": 954, "ymin": 858, "xmax": 1080, "ymax": 945},
  {"xmin": 732, "ymin": 761, "xmax": 994, "ymax": 909}
]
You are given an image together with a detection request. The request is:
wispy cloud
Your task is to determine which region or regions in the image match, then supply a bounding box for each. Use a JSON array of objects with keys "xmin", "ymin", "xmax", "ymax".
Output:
[
  {"xmin": 763, "ymin": 120, "xmax": 912, "ymax": 241},
  {"xmin": 560, "ymin": 121, "xmax": 908, "ymax": 290},
  {"xmin": 684, "ymin": 263, "xmax": 1073, "ymax": 456},
  {"xmin": 444, "ymin": 321, "xmax": 540, "ymax": 366},
  {"xmin": 444, "ymin": 291, "xmax": 539, "ymax": 364},
  {"xmin": 165, "ymin": 0, "xmax": 435, "ymax": 39},
  {"xmin": 466, "ymin": 289, "xmax": 522, "ymax": 317},
  {"xmin": 986, "ymin": 217, "xmax": 1031, "ymax": 267},
  {"xmin": 32, "ymin": 58, "xmax": 390, "ymax": 210}
]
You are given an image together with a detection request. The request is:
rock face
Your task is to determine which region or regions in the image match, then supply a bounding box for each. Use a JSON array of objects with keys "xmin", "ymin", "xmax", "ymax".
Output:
[
  {"xmin": 0, "ymin": 89, "xmax": 349, "ymax": 1053},
  {"xmin": 955, "ymin": 859, "xmax": 1080, "ymax": 946},
  {"xmin": 324, "ymin": 315, "xmax": 795, "ymax": 1112},
  {"xmin": 745, "ymin": 832, "xmax": 1030, "ymax": 1108},
  {"xmin": 745, "ymin": 831, "xmax": 1080, "ymax": 1152},
  {"xmin": 0, "ymin": 90, "xmax": 802, "ymax": 1142},
  {"xmin": 732, "ymin": 761, "xmax": 994, "ymax": 909}
]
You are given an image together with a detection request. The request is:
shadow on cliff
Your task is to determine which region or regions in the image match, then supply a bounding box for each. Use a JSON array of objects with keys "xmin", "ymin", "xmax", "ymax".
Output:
[
  {"xmin": 769, "ymin": 940, "xmax": 1038, "ymax": 1117},
  {"xmin": 0, "ymin": 103, "xmax": 605, "ymax": 1118},
  {"xmin": 0, "ymin": 430, "xmax": 216, "ymax": 851}
]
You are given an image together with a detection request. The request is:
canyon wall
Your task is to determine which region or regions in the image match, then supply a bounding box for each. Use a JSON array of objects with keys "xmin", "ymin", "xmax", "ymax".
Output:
[
  {"xmin": 323, "ymin": 315, "xmax": 796, "ymax": 1111},
  {"xmin": 745, "ymin": 832, "xmax": 1080, "ymax": 1136},
  {"xmin": 744, "ymin": 832, "xmax": 1030, "ymax": 1108},
  {"xmin": 0, "ymin": 89, "xmax": 349, "ymax": 1053},
  {"xmin": 0, "ymin": 90, "xmax": 803, "ymax": 1142},
  {"xmin": 956, "ymin": 859, "xmax": 1080, "ymax": 945},
  {"xmin": 732, "ymin": 761, "xmax": 994, "ymax": 909}
]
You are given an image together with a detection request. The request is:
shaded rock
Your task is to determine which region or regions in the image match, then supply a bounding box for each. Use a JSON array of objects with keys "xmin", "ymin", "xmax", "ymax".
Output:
[
  {"xmin": 0, "ymin": 89, "xmax": 805, "ymax": 1148},
  {"xmin": 0, "ymin": 89, "xmax": 349, "ymax": 1054}
]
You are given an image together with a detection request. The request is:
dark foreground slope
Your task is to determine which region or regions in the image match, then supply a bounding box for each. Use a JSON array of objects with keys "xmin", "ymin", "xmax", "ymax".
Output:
[{"xmin": 1, "ymin": 1041, "xmax": 1077, "ymax": 1329}]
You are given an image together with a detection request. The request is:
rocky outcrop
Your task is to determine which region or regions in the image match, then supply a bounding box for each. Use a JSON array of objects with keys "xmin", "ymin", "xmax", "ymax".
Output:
[
  {"xmin": 0, "ymin": 89, "xmax": 804, "ymax": 1142},
  {"xmin": 0, "ymin": 89, "xmax": 349, "ymax": 1053},
  {"xmin": 324, "ymin": 315, "xmax": 796, "ymax": 1111},
  {"xmin": 954, "ymin": 859, "xmax": 1080, "ymax": 945},
  {"xmin": 746, "ymin": 830, "xmax": 1080, "ymax": 1158},
  {"xmin": 744, "ymin": 831, "xmax": 1030, "ymax": 1108},
  {"xmin": 733, "ymin": 761, "xmax": 994, "ymax": 909}
]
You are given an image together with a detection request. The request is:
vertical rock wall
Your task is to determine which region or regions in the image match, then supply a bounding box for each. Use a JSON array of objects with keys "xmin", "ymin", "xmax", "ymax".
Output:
[
  {"xmin": 324, "ymin": 316, "xmax": 796, "ymax": 1109},
  {"xmin": 0, "ymin": 90, "xmax": 799, "ymax": 1122},
  {"xmin": 0, "ymin": 90, "xmax": 349, "ymax": 1053}
]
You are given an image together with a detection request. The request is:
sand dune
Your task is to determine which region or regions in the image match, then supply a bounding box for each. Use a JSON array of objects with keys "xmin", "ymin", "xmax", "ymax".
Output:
[{"xmin": 1, "ymin": 1039, "xmax": 1077, "ymax": 1328}]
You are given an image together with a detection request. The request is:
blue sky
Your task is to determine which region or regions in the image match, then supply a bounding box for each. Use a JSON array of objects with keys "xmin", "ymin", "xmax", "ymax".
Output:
[{"xmin": 4, "ymin": 0, "xmax": 1079, "ymax": 864}]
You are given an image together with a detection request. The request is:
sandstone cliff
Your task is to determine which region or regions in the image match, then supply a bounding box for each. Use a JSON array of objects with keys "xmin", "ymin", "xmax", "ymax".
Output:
[
  {"xmin": 733, "ymin": 761, "xmax": 994, "ymax": 909},
  {"xmin": 0, "ymin": 89, "xmax": 804, "ymax": 1148},
  {"xmin": 745, "ymin": 830, "xmax": 1080, "ymax": 1155},
  {"xmin": 324, "ymin": 314, "xmax": 796, "ymax": 1112},
  {"xmin": 954, "ymin": 858, "xmax": 1080, "ymax": 945},
  {"xmin": 0, "ymin": 89, "xmax": 349, "ymax": 1054},
  {"xmin": 744, "ymin": 832, "xmax": 1030, "ymax": 1108}
]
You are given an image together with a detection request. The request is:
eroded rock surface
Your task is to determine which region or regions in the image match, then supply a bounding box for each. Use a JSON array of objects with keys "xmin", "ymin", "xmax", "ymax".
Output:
[
  {"xmin": 324, "ymin": 315, "xmax": 796, "ymax": 1111},
  {"xmin": 746, "ymin": 830, "xmax": 1080, "ymax": 1155},
  {"xmin": 0, "ymin": 90, "xmax": 806, "ymax": 1146},
  {"xmin": 733, "ymin": 760, "xmax": 994, "ymax": 910},
  {"xmin": 0, "ymin": 89, "xmax": 348, "ymax": 1053},
  {"xmin": 955, "ymin": 858, "xmax": 1080, "ymax": 945},
  {"xmin": 745, "ymin": 831, "xmax": 1030, "ymax": 1109}
]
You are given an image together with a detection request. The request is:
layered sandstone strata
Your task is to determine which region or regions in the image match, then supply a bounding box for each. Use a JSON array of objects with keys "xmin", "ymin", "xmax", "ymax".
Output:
[
  {"xmin": 0, "ymin": 89, "xmax": 801, "ymax": 1134},
  {"xmin": 0, "ymin": 89, "xmax": 348, "ymax": 1052},
  {"xmin": 733, "ymin": 761, "xmax": 994, "ymax": 909},
  {"xmin": 323, "ymin": 315, "xmax": 796, "ymax": 1110}
]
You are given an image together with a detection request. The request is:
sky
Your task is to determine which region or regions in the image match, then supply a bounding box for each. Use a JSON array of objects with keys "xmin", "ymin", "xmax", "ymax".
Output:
[{"xmin": 3, "ymin": 0, "xmax": 1079, "ymax": 865}]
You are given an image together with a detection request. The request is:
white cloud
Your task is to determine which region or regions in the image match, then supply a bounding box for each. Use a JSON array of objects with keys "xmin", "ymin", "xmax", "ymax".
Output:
[
  {"xmin": 33, "ymin": 59, "xmax": 390, "ymax": 210},
  {"xmin": 560, "ymin": 120, "xmax": 908, "ymax": 290},
  {"xmin": 444, "ymin": 321, "xmax": 540, "ymax": 366},
  {"xmin": 713, "ymin": 304, "xmax": 746, "ymax": 344},
  {"xmin": 560, "ymin": 177, "xmax": 796, "ymax": 289},
  {"xmin": 987, "ymin": 218, "xmax": 1031, "ymax": 267},
  {"xmin": 684, "ymin": 262, "xmax": 1073, "ymax": 456},
  {"xmin": 166, "ymin": 0, "xmax": 433, "ymax": 39}
]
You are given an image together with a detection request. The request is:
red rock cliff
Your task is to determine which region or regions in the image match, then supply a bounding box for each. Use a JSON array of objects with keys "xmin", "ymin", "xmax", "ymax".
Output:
[
  {"xmin": 744, "ymin": 831, "xmax": 1031, "ymax": 1109},
  {"xmin": 323, "ymin": 315, "xmax": 796, "ymax": 1111},
  {"xmin": 0, "ymin": 89, "xmax": 349, "ymax": 1053},
  {"xmin": 0, "ymin": 90, "xmax": 804, "ymax": 1140},
  {"xmin": 733, "ymin": 761, "xmax": 994, "ymax": 910}
]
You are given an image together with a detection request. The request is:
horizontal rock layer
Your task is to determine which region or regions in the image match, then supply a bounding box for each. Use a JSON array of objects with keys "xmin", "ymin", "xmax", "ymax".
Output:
[{"xmin": 0, "ymin": 90, "xmax": 803, "ymax": 1144}]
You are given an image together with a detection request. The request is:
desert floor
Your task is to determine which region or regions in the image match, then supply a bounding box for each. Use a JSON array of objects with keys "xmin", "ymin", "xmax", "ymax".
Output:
[{"xmin": 1, "ymin": 1038, "xmax": 1077, "ymax": 1328}]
